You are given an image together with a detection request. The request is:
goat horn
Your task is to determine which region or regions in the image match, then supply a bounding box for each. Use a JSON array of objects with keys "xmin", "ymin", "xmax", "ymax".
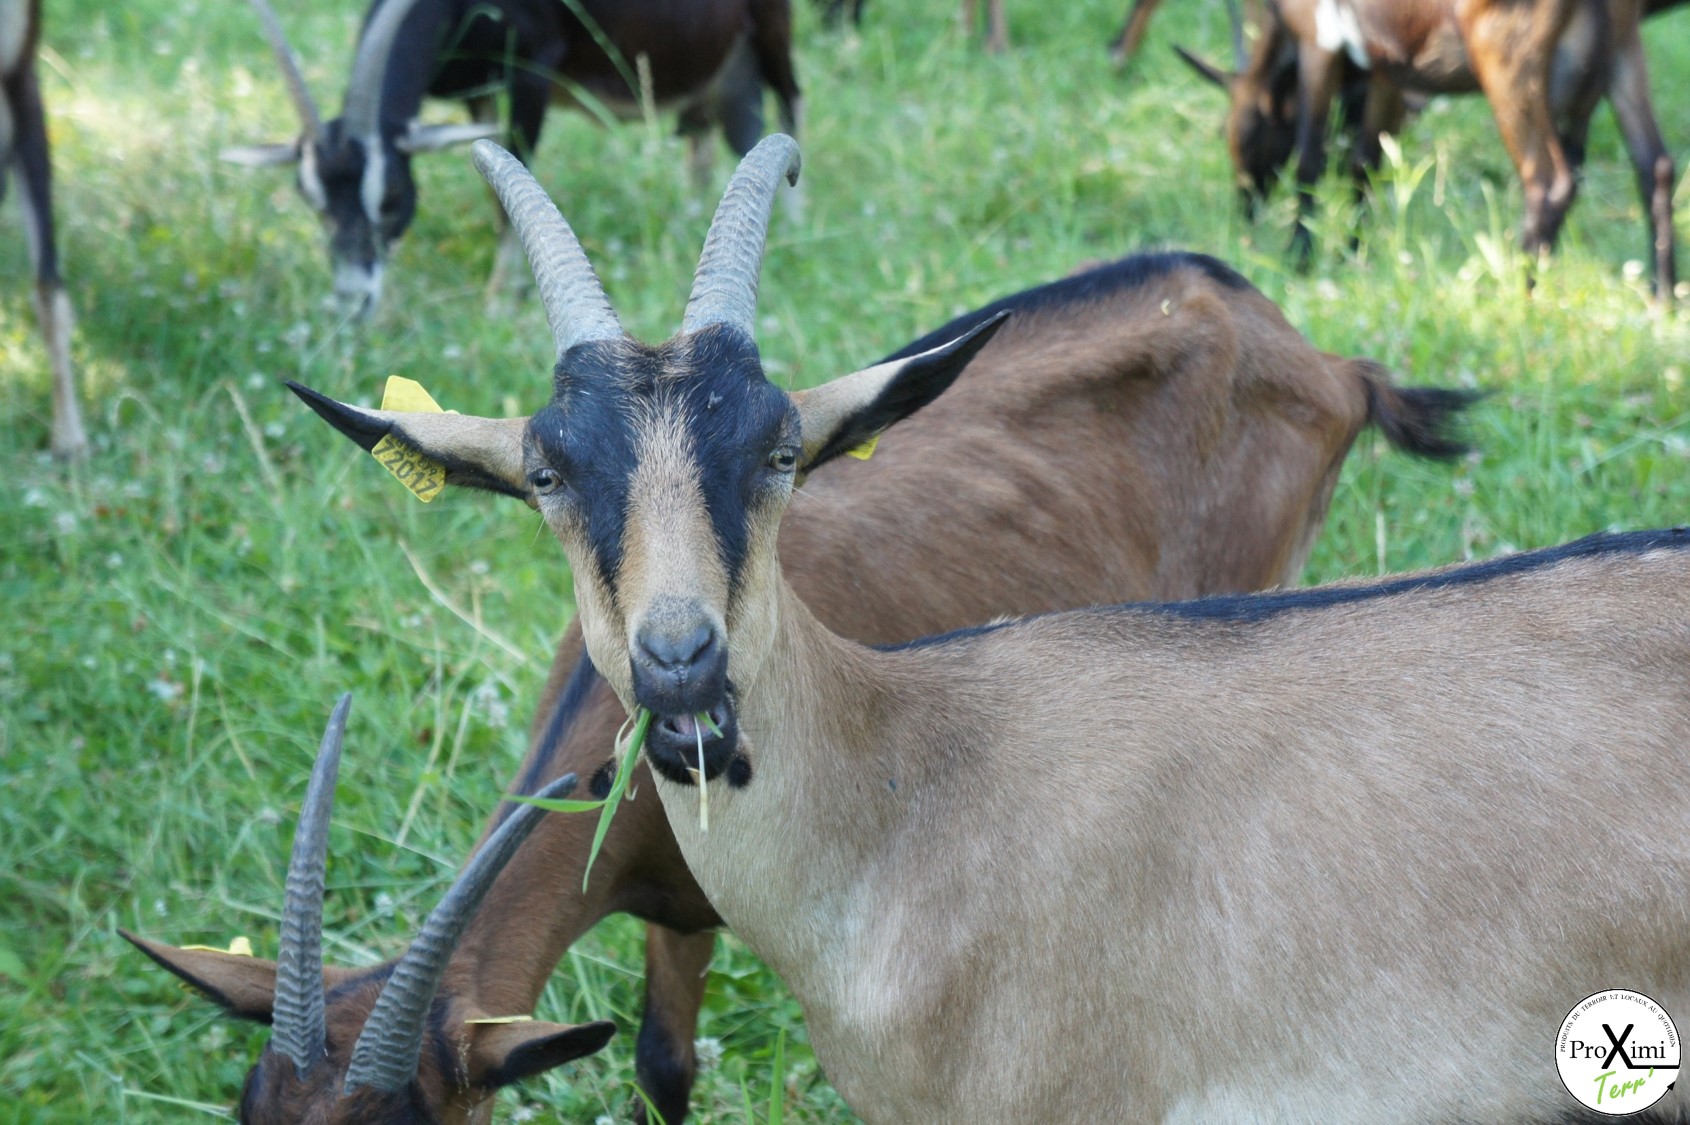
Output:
[
  {"xmin": 344, "ymin": 771, "xmax": 580, "ymax": 1092},
  {"xmin": 1225, "ymin": 0, "xmax": 1247, "ymax": 72},
  {"xmin": 681, "ymin": 134, "xmax": 801, "ymax": 338},
  {"xmin": 270, "ymin": 693, "xmax": 352, "ymax": 1076},
  {"xmin": 470, "ymin": 140, "xmax": 625, "ymax": 360},
  {"xmin": 244, "ymin": 0, "xmax": 322, "ymax": 138},
  {"xmin": 343, "ymin": 0, "xmax": 427, "ymax": 140}
]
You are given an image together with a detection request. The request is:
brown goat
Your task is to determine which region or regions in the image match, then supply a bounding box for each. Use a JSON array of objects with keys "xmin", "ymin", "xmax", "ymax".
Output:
[
  {"xmin": 1186, "ymin": 0, "xmax": 1677, "ymax": 301},
  {"xmin": 139, "ymin": 246, "xmax": 1469, "ymax": 1122},
  {"xmin": 3, "ymin": 0, "xmax": 83, "ymax": 457},
  {"xmin": 300, "ymin": 136, "xmax": 1690, "ymax": 1123},
  {"xmin": 240, "ymin": 153, "xmax": 1470, "ymax": 1123}
]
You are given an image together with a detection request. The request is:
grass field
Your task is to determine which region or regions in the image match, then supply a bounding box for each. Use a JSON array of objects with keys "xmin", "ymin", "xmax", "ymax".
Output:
[{"xmin": 2, "ymin": 0, "xmax": 1688, "ymax": 1119}]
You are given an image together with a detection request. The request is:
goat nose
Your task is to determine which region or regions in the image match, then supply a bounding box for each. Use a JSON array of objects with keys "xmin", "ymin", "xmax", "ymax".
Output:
[{"xmin": 638, "ymin": 623, "xmax": 719, "ymax": 673}]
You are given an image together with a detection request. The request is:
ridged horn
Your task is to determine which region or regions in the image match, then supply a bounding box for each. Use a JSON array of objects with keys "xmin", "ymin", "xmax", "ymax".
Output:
[
  {"xmin": 343, "ymin": 0, "xmax": 427, "ymax": 139},
  {"xmin": 344, "ymin": 771, "xmax": 581, "ymax": 1092},
  {"xmin": 270, "ymin": 693, "xmax": 352, "ymax": 1076},
  {"xmin": 470, "ymin": 140, "xmax": 624, "ymax": 360},
  {"xmin": 681, "ymin": 134, "xmax": 802, "ymax": 338},
  {"xmin": 245, "ymin": 0, "xmax": 323, "ymax": 138}
]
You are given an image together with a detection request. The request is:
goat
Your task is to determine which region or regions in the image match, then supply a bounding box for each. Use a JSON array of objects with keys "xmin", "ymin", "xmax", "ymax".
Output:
[
  {"xmin": 299, "ymin": 138, "xmax": 1690, "ymax": 1125},
  {"xmin": 122, "ymin": 695, "xmax": 615, "ymax": 1124},
  {"xmin": 814, "ymin": 0, "xmax": 1007, "ymax": 53},
  {"xmin": 125, "ymin": 248, "xmax": 1475, "ymax": 1122},
  {"xmin": 3, "ymin": 0, "xmax": 82, "ymax": 458},
  {"xmin": 271, "ymin": 245, "xmax": 1469, "ymax": 1125},
  {"xmin": 1183, "ymin": 0, "xmax": 1677, "ymax": 302},
  {"xmin": 226, "ymin": 0, "xmax": 800, "ymax": 315}
]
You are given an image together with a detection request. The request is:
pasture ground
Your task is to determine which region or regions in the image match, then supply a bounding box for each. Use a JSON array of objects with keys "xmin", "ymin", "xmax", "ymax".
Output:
[{"xmin": 3, "ymin": 0, "xmax": 1688, "ymax": 1119}]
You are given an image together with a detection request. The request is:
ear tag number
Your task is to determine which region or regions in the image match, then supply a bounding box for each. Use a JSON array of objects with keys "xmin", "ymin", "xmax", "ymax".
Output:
[
  {"xmin": 372, "ymin": 375, "xmax": 453, "ymax": 503},
  {"xmin": 846, "ymin": 433, "xmax": 881, "ymax": 461}
]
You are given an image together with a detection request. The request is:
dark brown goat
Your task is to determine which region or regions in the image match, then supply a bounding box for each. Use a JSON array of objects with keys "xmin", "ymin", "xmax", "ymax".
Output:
[
  {"xmin": 139, "ymin": 250, "xmax": 1471, "ymax": 1123},
  {"xmin": 1185, "ymin": 0, "xmax": 1677, "ymax": 301},
  {"xmin": 3, "ymin": 0, "xmax": 82, "ymax": 457}
]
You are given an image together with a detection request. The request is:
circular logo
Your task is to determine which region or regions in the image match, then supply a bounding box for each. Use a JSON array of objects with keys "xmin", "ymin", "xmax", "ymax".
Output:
[{"xmin": 1556, "ymin": 990, "xmax": 1680, "ymax": 1115}]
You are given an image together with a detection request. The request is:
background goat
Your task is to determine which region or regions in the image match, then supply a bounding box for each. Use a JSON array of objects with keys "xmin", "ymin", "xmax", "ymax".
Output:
[
  {"xmin": 298, "ymin": 135, "xmax": 1690, "ymax": 1124},
  {"xmin": 1183, "ymin": 0, "xmax": 1677, "ymax": 301},
  {"xmin": 287, "ymin": 138, "xmax": 1478, "ymax": 1122},
  {"xmin": 227, "ymin": 0, "xmax": 800, "ymax": 314},
  {"xmin": 2, "ymin": 0, "xmax": 81, "ymax": 458},
  {"xmin": 122, "ymin": 696, "xmax": 615, "ymax": 1124}
]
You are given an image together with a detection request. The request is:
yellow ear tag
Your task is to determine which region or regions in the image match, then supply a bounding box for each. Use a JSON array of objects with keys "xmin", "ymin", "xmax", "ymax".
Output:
[
  {"xmin": 371, "ymin": 376, "xmax": 451, "ymax": 503},
  {"xmin": 181, "ymin": 936, "xmax": 255, "ymax": 957},
  {"xmin": 465, "ymin": 1015, "xmax": 536, "ymax": 1026},
  {"xmin": 846, "ymin": 433, "xmax": 880, "ymax": 461}
]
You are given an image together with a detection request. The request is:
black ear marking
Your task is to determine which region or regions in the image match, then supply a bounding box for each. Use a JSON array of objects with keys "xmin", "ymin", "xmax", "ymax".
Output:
[
  {"xmin": 287, "ymin": 380, "xmax": 390, "ymax": 452},
  {"xmin": 725, "ymin": 752, "xmax": 753, "ymax": 790},
  {"xmin": 806, "ymin": 310, "xmax": 1010, "ymax": 471}
]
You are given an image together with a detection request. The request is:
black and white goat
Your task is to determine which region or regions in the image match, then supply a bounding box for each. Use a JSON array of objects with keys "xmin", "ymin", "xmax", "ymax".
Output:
[
  {"xmin": 3, "ymin": 0, "xmax": 82, "ymax": 457},
  {"xmin": 227, "ymin": 0, "xmax": 800, "ymax": 315}
]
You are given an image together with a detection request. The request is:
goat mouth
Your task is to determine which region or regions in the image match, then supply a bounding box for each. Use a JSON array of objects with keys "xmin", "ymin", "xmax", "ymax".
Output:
[{"xmin": 644, "ymin": 699, "xmax": 737, "ymax": 787}]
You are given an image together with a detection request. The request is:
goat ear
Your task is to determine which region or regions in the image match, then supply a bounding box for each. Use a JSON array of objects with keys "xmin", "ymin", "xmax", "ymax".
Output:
[
  {"xmin": 1173, "ymin": 46, "xmax": 1235, "ymax": 89},
  {"xmin": 396, "ymin": 121, "xmax": 502, "ymax": 154},
  {"xmin": 793, "ymin": 311, "xmax": 1008, "ymax": 472},
  {"xmin": 120, "ymin": 931, "xmax": 279, "ymax": 1023},
  {"xmin": 221, "ymin": 142, "xmax": 302, "ymax": 167},
  {"xmin": 286, "ymin": 382, "xmax": 532, "ymax": 501},
  {"xmin": 465, "ymin": 1019, "xmax": 617, "ymax": 1088}
]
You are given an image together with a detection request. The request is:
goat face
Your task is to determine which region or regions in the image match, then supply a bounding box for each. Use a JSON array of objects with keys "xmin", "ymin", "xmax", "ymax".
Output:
[
  {"xmin": 296, "ymin": 122, "xmax": 418, "ymax": 315},
  {"xmin": 291, "ymin": 136, "xmax": 1007, "ymax": 789}
]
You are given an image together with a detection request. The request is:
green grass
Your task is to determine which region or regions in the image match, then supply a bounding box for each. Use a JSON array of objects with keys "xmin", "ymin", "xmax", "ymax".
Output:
[{"xmin": 2, "ymin": 0, "xmax": 1688, "ymax": 1120}]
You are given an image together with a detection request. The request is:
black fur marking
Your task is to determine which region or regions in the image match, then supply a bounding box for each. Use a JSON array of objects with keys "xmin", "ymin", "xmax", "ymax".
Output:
[
  {"xmin": 805, "ymin": 312, "xmax": 1010, "ymax": 471},
  {"xmin": 883, "ymin": 529, "xmax": 1690, "ymax": 651},
  {"xmin": 588, "ymin": 759, "xmax": 616, "ymax": 800},
  {"xmin": 497, "ymin": 649, "xmax": 601, "ymax": 829},
  {"xmin": 725, "ymin": 752, "xmax": 753, "ymax": 789},
  {"xmin": 119, "ymin": 930, "xmax": 275, "ymax": 1024},
  {"xmin": 635, "ymin": 1006, "xmax": 696, "ymax": 1125},
  {"xmin": 880, "ymin": 252, "xmax": 1251, "ymax": 364},
  {"xmin": 481, "ymin": 1021, "xmax": 616, "ymax": 1090},
  {"xmin": 1360, "ymin": 370, "xmax": 1485, "ymax": 461}
]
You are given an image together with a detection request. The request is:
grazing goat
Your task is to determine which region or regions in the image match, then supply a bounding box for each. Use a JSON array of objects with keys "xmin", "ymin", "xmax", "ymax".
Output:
[
  {"xmin": 1184, "ymin": 0, "xmax": 1677, "ymax": 301},
  {"xmin": 287, "ymin": 138, "xmax": 1591, "ymax": 1123},
  {"xmin": 3, "ymin": 0, "xmax": 82, "ymax": 458},
  {"xmin": 277, "ymin": 246, "xmax": 1469, "ymax": 1125},
  {"xmin": 227, "ymin": 0, "xmax": 800, "ymax": 315},
  {"xmin": 122, "ymin": 696, "xmax": 615, "ymax": 1124}
]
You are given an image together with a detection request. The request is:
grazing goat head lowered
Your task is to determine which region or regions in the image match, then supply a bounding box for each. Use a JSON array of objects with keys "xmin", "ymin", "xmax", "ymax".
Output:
[
  {"xmin": 1182, "ymin": 0, "xmax": 1677, "ymax": 300},
  {"xmin": 300, "ymin": 139, "xmax": 1678, "ymax": 1125},
  {"xmin": 2, "ymin": 0, "xmax": 83, "ymax": 458},
  {"xmin": 123, "ymin": 695, "xmax": 614, "ymax": 1124},
  {"xmin": 227, "ymin": 0, "xmax": 800, "ymax": 315}
]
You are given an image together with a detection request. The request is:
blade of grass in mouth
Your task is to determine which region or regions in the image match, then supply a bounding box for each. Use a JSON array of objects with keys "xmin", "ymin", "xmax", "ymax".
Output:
[{"xmin": 514, "ymin": 707, "xmax": 653, "ymax": 891}]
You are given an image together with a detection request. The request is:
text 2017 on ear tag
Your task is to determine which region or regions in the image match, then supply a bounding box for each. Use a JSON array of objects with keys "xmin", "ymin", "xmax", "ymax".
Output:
[{"xmin": 372, "ymin": 376, "xmax": 449, "ymax": 502}]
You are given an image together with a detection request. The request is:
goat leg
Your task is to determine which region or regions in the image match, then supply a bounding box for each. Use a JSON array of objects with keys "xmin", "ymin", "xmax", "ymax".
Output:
[
  {"xmin": 634, "ymin": 926, "xmax": 717, "ymax": 1125},
  {"xmin": 1289, "ymin": 43, "xmax": 1343, "ymax": 269},
  {"xmin": 1607, "ymin": 0, "xmax": 1677, "ymax": 303}
]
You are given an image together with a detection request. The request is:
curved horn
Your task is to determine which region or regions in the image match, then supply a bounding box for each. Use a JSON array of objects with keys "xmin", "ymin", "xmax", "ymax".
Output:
[
  {"xmin": 470, "ymin": 140, "xmax": 624, "ymax": 360},
  {"xmin": 270, "ymin": 693, "xmax": 352, "ymax": 1076},
  {"xmin": 344, "ymin": 771, "xmax": 580, "ymax": 1093},
  {"xmin": 343, "ymin": 0, "xmax": 427, "ymax": 139},
  {"xmin": 245, "ymin": 0, "xmax": 323, "ymax": 138},
  {"xmin": 681, "ymin": 134, "xmax": 802, "ymax": 337}
]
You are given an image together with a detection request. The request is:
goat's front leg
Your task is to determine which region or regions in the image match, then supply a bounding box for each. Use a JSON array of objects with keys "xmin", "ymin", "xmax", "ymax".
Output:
[
  {"xmin": 11, "ymin": 64, "xmax": 85, "ymax": 459},
  {"xmin": 634, "ymin": 926, "xmax": 717, "ymax": 1125},
  {"xmin": 1462, "ymin": 0, "xmax": 1578, "ymax": 262},
  {"xmin": 1289, "ymin": 44, "xmax": 1342, "ymax": 268},
  {"xmin": 1606, "ymin": 0, "xmax": 1676, "ymax": 303},
  {"xmin": 1110, "ymin": 0, "xmax": 1164, "ymax": 67}
]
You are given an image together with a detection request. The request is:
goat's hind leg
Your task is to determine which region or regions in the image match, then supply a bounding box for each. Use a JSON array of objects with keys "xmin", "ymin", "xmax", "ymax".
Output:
[
  {"xmin": 10, "ymin": 65, "xmax": 84, "ymax": 459},
  {"xmin": 1606, "ymin": 0, "xmax": 1676, "ymax": 303}
]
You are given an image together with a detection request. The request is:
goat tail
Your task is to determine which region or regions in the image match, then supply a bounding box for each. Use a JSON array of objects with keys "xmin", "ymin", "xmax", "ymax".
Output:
[{"xmin": 1354, "ymin": 360, "xmax": 1483, "ymax": 460}]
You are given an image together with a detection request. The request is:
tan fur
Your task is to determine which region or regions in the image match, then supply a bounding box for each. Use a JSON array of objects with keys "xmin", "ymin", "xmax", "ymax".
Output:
[{"xmin": 281, "ymin": 257, "xmax": 1464, "ymax": 1121}]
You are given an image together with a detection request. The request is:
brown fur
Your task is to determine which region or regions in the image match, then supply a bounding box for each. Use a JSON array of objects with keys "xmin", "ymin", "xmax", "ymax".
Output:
[
  {"xmin": 276, "ymin": 255, "xmax": 1472, "ymax": 1122},
  {"xmin": 1215, "ymin": 0, "xmax": 1675, "ymax": 300}
]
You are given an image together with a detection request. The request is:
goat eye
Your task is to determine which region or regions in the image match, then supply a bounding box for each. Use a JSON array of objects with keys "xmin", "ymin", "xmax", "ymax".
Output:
[
  {"xmin": 766, "ymin": 447, "xmax": 798, "ymax": 474},
  {"xmin": 530, "ymin": 468, "xmax": 563, "ymax": 495}
]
